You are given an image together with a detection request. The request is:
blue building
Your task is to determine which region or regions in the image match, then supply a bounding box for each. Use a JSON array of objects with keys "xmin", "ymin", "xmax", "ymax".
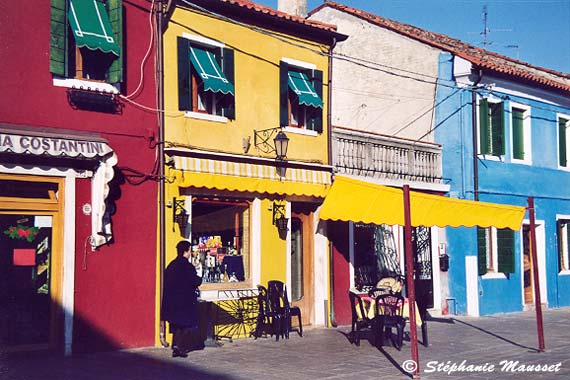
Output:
[{"xmin": 435, "ymin": 49, "xmax": 570, "ymax": 315}]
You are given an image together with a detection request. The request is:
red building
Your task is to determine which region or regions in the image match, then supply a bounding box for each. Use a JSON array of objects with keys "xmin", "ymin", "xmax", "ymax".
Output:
[{"xmin": 0, "ymin": 0, "xmax": 158, "ymax": 353}]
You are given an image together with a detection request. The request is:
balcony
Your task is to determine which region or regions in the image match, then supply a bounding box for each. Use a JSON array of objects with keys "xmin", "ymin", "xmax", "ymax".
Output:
[{"xmin": 332, "ymin": 127, "xmax": 443, "ymax": 185}]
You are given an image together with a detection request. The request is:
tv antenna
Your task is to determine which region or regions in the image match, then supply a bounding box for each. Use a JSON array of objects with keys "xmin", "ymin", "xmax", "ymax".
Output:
[{"xmin": 470, "ymin": 5, "xmax": 514, "ymax": 48}]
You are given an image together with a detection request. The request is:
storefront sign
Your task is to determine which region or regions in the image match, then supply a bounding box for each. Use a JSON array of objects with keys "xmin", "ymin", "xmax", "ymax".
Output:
[{"xmin": 0, "ymin": 133, "xmax": 112, "ymax": 158}]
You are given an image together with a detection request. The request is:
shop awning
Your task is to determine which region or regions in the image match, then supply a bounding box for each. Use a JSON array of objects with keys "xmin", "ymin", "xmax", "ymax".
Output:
[
  {"xmin": 68, "ymin": 0, "xmax": 120, "ymax": 56},
  {"xmin": 0, "ymin": 125, "xmax": 117, "ymax": 248},
  {"xmin": 172, "ymin": 156, "xmax": 331, "ymax": 198},
  {"xmin": 288, "ymin": 70, "xmax": 323, "ymax": 108},
  {"xmin": 190, "ymin": 46, "xmax": 235, "ymax": 95},
  {"xmin": 319, "ymin": 176, "xmax": 525, "ymax": 230}
]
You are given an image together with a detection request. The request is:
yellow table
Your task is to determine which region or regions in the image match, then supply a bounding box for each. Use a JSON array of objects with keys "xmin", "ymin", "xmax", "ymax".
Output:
[{"xmin": 354, "ymin": 293, "xmax": 423, "ymax": 326}]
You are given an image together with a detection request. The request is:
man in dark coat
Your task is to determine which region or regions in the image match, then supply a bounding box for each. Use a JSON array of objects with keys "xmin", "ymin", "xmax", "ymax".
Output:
[{"xmin": 162, "ymin": 240, "xmax": 203, "ymax": 357}]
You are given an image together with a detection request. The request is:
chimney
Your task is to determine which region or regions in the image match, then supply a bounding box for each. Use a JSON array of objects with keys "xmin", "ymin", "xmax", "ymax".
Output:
[{"xmin": 278, "ymin": 0, "xmax": 307, "ymax": 17}]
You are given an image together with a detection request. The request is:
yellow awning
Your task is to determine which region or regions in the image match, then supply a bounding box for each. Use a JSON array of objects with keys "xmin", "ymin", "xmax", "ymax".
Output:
[
  {"xmin": 172, "ymin": 156, "xmax": 331, "ymax": 198},
  {"xmin": 319, "ymin": 176, "xmax": 526, "ymax": 230}
]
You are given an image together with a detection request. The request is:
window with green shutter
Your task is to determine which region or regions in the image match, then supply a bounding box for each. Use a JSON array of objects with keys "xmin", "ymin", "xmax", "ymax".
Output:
[
  {"xmin": 559, "ymin": 117, "xmax": 569, "ymax": 168},
  {"xmin": 477, "ymin": 226, "xmax": 515, "ymax": 275},
  {"xmin": 512, "ymin": 108, "xmax": 525, "ymax": 160},
  {"xmin": 177, "ymin": 36, "xmax": 235, "ymax": 119},
  {"xmin": 49, "ymin": 0, "xmax": 123, "ymax": 85},
  {"xmin": 478, "ymin": 99, "xmax": 505, "ymax": 156},
  {"xmin": 279, "ymin": 61, "xmax": 324, "ymax": 133}
]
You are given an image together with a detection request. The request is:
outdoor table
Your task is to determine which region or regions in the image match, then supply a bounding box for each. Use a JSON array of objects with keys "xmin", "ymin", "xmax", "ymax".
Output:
[{"xmin": 352, "ymin": 290, "xmax": 423, "ymax": 326}]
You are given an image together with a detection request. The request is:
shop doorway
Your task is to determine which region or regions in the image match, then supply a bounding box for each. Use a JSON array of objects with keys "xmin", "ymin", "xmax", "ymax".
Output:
[
  {"xmin": 522, "ymin": 225, "xmax": 533, "ymax": 305},
  {"xmin": 0, "ymin": 175, "xmax": 63, "ymax": 352},
  {"xmin": 412, "ymin": 226, "xmax": 434, "ymax": 311},
  {"xmin": 290, "ymin": 212, "xmax": 313, "ymax": 326}
]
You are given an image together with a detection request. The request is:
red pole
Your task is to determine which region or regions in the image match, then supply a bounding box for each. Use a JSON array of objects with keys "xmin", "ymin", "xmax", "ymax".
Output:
[
  {"xmin": 527, "ymin": 197, "xmax": 545, "ymax": 351},
  {"xmin": 403, "ymin": 185, "xmax": 420, "ymax": 378}
]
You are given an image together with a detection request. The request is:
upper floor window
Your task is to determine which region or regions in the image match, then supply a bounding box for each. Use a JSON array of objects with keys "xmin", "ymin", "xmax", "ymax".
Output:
[
  {"xmin": 557, "ymin": 219, "xmax": 570, "ymax": 272},
  {"xmin": 558, "ymin": 116, "xmax": 570, "ymax": 169},
  {"xmin": 50, "ymin": 0, "xmax": 123, "ymax": 85},
  {"xmin": 280, "ymin": 60, "xmax": 323, "ymax": 133},
  {"xmin": 478, "ymin": 98, "xmax": 505, "ymax": 157},
  {"xmin": 177, "ymin": 36, "xmax": 235, "ymax": 119},
  {"xmin": 477, "ymin": 227, "xmax": 515, "ymax": 276},
  {"xmin": 510, "ymin": 104, "xmax": 531, "ymax": 163}
]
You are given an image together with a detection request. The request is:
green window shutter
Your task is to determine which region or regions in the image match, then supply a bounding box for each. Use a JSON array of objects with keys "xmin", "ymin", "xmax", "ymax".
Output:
[
  {"xmin": 306, "ymin": 69, "xmax": 323, "ymax": 133},
  {"xmin": 559, "ymin": 118, "xmax": 567, "ymax": 167},
  {"xmin": 479, "ymin": 99, "xmax": 490, "ymax": 155},
  {"xmin": 219, "ymin": 47, "xmax": 235, "ymax": 119},
  {"xmin": 177, "ymin": 37, "xmax": 192, "ymax": 111},
  {"xmin": 50, "ymin": 0, "xmax": 69, "ymax": 76},
  {"xmin": 497, "ymin": 228, "xmax": 515, "ymax": 274},
  {"xmin": 491, "ymin": 102, "xmax": 505, "ymax": 156},
  {"xmin": 477, "ymin": 227, "xmax": 487, "ymax": 276},
  {"xmin": 279, "ymin": 61, "xmax": 289, "ymax": 128},
  {"xmin": 557, "ymin": 220, "xmax": 565, "ymax": 271},
  {"xmin": 512, "ymin": 108, "xmax": 525, "ymax": 160},
  {"xmin": 106, "ymin": 0, "xmax": 123, "ymax": 84}
]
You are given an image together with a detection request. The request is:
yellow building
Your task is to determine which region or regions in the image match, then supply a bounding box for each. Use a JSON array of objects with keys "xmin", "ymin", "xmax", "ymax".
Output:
[{"xmin": 158, "ymin": 0, "xmax": 346, "ymax": 343}]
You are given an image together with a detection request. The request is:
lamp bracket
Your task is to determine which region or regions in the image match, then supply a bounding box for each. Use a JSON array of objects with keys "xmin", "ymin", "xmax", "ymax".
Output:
[
  {"xmin": 272, "ymin": 200, "xmax": 286, "ymax": 225},
  {"xmin": 253, "ymin": 127, "xmax": 281, "ymax": 154}
]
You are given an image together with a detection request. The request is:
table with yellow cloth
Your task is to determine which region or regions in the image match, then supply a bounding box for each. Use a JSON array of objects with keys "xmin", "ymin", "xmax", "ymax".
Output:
[{"xmin": 353, "ymin": 292, "xmax": 422, "ymax": 326}]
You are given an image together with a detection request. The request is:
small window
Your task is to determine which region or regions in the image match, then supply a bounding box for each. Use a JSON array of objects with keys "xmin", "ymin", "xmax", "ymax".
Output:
[
  {"xmin": 557, "ymin": 219, "xmax": 570, "ymax": 272},
  {"xmin": 50, "ymin": 0, "xmax": 123, "ymax": 84},
  {"xmin": 479, "ymin": 98, "xmax": 505, "ymax": 157},
  {"xmin": 558, "ymin": 116, "xmax": 570, "ymax": 169},
  {"xmin": 511, "ymin": 105, "xmax": 531, "ymax": 163},
  {"xmin": 477, "ymin": 227, "xmax": 515, "ymax": 275},
  {"xmin": 280, "ymin": 61, "xmax": 323, "ymax": 132},
  {"xmin": 190, "ymin": 199, "xmax": 249, "ymax": 285},
  {"xmin": 177, "ymin": 37, "xmax": 235, "ymax": 119}
]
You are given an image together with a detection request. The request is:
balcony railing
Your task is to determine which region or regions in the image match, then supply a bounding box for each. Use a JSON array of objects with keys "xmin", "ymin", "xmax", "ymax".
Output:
[{"xmin": 332, "ymin": 128, "xmax": 443, "ymax": 184}]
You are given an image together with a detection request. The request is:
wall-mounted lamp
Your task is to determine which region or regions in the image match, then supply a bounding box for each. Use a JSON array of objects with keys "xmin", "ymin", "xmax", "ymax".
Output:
[
  {"xmin": 272, "ymin": 200, "xmax": 288, "ymax": 234},
  {"xmin": 253, "ymin": 128, "xmax": 289, "ymax": 160},
  {"xmin": 172, "ymin": 197, "xmax": 188, "ymax": 234}
]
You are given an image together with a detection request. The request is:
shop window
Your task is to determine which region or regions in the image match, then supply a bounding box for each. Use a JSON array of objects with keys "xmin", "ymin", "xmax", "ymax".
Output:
[
  {"xmin": 477, "ymin": 227, "xmax": 515, "ymax": 275},
  {"xmin": 279, "ymin": 60, "xmax": 323, "ymax": 132},
  {"xmin": 50, "ymin": 0, "xmax": 123, "ymax": 85},
  {"xmin": 190, "ymin": 199, "xmax": 249, "ymax": 284},
  {"xmin": 177, "ymin": 36, "xmax": 235, "ymax": 119}
]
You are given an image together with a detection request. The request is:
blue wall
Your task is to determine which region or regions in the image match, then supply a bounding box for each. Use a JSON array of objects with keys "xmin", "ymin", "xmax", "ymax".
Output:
[{"xmin": 434, "ymin": 52, "xmax": 570, "ymax": 315}]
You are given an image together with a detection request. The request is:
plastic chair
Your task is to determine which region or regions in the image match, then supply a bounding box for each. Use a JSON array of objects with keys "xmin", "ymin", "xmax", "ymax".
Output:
[
  {"xmin": 348, "ymin": 290, "xmax": 375, "ymax": 346},
  {"xmin": 267, "ymin": 280, "xmax": 303, "ymax": 339},
  {"xmin": 254, "ymin": 285, "xmax": 282, "ymax": 340},
  {"xmin": 373, "ymin": 293, "xmax": 406, "ymax": 350}
]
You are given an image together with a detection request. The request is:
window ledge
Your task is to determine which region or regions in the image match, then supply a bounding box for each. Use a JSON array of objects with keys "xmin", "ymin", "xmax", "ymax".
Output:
[
  {"xmin": 478, "ymin": 154, "xmax": 502, "ymax": 162},
  {"xmin": 511, "ymin": 158, "xmax": 532, "ymax": 166},
  {"xmin": 184, "ymin": 111, "xmax": 228, "ymax": 123},
  {"xmin": 557, "ymin": 165, "xmax": 570, "ymax": 172},
  {"xmin": 481, "ymin": 272, "xmax": 507, "ymax": 280},
  {"xmin": 558, "ymin": 270, "xmax": 570, "ymax": 276},
  {"xmin": 283, "ymin": 127, "xmax": 318, "ymax": 137},
  {"xmin": 53, "ymin": 78, "xmax": 119, "ymax": 94}
]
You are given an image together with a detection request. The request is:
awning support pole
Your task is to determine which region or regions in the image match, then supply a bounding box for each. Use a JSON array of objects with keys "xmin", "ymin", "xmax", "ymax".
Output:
[
  {"xmin": 527, "ymin": 197, "xmax": 545, "ymax": 352},
  {"xmin": 403, "ymin": 185, "xmax": 420, "ymax": 378}
]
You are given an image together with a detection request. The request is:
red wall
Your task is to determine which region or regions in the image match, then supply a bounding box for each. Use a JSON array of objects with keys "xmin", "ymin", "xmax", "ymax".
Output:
[
  {"xmin": 329, "ymin": 221, "xmax": 352, "ymax": 326},
  {"xmin": 0, "ymin": 1, "xmax": 158, "ymax": 351}
]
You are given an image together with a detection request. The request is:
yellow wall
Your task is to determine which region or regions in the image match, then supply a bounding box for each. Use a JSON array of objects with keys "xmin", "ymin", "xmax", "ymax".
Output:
[
  {"xmin": 163, "ymin": 7, "xmax": 331, "ymax": 164},
  {"xmin": 259, "ymin": 198, "xmax": 286, "ymax": 284}
]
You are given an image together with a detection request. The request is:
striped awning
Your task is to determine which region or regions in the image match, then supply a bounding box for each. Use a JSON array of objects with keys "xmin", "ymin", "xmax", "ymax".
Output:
[{"xmin": 172, "ymin": 156, "xmax": 331, "ymax": 198}]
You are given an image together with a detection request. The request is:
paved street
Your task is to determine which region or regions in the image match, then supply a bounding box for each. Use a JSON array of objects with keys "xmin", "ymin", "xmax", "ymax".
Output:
[{"xmin": 2, "ymin": 308, "xmax": 570, "ymax": 380}]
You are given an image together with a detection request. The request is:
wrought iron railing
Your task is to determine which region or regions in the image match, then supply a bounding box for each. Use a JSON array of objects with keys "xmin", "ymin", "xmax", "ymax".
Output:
[{"xmin": 332, "ymin": 128, "xmax": 443, "ymax": 184}]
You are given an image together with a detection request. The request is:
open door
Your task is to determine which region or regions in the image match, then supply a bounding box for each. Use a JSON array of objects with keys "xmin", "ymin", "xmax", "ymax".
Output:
[{"xmin": 290, "ymin": 212, "xmax": 313, "ymax": 326}]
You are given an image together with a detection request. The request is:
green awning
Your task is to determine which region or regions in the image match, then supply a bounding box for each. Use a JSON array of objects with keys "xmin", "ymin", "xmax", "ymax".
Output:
[
  {"xmin": 68, "ymin": 0, "xmax": 120, "ymax": 56},
  {"xmin": 190, "ymin": 46, "xmax": 235, "ymax": 95},
  {"xmin": 288, "ymin": 71, "xmax": 323, "ymax": 108}
]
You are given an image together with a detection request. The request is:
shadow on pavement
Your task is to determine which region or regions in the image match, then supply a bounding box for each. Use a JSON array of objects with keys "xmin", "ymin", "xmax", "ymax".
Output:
[{"xmin": 451, "ymin": 317, "xmax": 539, "ymax": 352}]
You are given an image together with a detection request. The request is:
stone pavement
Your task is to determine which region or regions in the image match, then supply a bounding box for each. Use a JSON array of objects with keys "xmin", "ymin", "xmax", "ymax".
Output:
[{"xmin": 2, "ymin": 308, "xmax": 570, "ymax": 380}]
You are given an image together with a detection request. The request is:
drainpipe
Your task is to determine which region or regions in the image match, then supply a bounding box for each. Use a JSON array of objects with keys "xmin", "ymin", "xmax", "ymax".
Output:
[
  {"xmin": 327, "ymin": 37, "xmax": 337, "ymax": 327},
  {"xmin": 157, "ymin": 0, "xmax": 169, "ymax": 348},
  {"xmin": 471, "ymin": 69, "xmax": 483, "ymax": 201}
]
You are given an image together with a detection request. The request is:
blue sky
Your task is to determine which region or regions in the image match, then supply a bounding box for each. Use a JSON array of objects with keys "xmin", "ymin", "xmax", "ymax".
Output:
[{"xmin": 256, "ymin": 0, "xmax": 570, "ymax": 74}]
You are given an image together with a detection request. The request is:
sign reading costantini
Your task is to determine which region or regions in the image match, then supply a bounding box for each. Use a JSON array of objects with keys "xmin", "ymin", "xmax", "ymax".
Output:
[{"xmin": 0, "ymin": 133, "xmax": 113, "ymax": 158}]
